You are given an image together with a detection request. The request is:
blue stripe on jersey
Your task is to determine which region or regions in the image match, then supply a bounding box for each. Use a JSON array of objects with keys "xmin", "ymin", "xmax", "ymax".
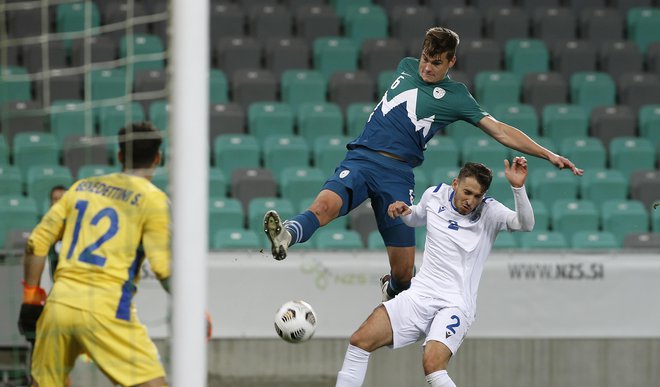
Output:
[
  {"xmin": 115, "ymin": 246, "xmax": 145, "ymax": 321},
  {"xmin": 433, "ymin": 183, "xmax": 444, "ymax": 192}
]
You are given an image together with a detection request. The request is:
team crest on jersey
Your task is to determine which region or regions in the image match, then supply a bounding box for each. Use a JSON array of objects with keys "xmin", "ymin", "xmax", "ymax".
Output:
[
  {"xmin": 433, "ymin": 87, "xmax": 446, "ymax": 99},
  {"xmin": 339, "ymin": 170, "xmax": 350, "ymax": 178}
]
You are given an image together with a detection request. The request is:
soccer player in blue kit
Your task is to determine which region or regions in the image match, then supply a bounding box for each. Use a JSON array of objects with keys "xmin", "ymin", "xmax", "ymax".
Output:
[{"xmin": 264, "ymin": 27, "xmax": 583, "ymax": 300}]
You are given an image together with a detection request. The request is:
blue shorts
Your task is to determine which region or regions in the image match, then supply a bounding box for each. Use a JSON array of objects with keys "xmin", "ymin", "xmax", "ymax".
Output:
[{"xmin": 322, "ymin": 147, "xmax": 416, "ymax": 247}]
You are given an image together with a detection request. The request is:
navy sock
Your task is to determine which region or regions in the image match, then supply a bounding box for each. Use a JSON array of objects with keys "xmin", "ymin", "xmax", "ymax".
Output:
[
  {"xmin": 285, "ymin": 210, "xmax": 321, "ymax": 246},
  {"xmin": 387, "ymin": 265, "xmax": 417, "ymax": 298}
]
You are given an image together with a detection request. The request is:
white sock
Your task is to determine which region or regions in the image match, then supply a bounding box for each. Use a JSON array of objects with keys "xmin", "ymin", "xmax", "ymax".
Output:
[
  {"xmin": 335, "ymin": 344, "xmax": 371, "ymax": 387},
  {"xmin": 425, "ymin": 370, "xmax": 457, "ymax": 387}
]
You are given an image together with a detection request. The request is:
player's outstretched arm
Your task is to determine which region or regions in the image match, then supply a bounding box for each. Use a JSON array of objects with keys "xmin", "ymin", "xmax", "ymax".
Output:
[
  {"xmin": 503, "ymin": 157, "xmax": 535, "ymax": 232},
  {"xmin": 387, "ymin": 201, "xmax": 412, "ymax": 219}
]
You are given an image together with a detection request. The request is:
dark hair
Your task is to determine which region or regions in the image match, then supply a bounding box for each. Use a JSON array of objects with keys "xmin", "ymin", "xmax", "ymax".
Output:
[
  {"xmin": 118, "ymin": 122, "xmax": 163, "ymax": 169},
  {"xmin": 422, "ymin": 27, "xmax": 460, "ymax": 60},
  {"xmin": 457, "ymin": 162, "xmax": 493, "ymax": 192},
  {"xmin": 50, "ymin": 185, "xmax": 67, "ymax": 195}
]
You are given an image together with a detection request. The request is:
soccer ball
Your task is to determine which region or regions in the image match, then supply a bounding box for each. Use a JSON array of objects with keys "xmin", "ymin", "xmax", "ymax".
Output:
[{"xmin": 274, "ymin": 300, "xmax": 317, "ymax": 343}]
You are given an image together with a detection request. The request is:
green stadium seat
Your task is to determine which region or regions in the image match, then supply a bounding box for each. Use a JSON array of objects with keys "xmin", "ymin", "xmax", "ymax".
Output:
[
  {"xmin": 210, "ymin": 69, "xmax": 229, "ymax": 104},
  {"xmin": 343, "ymin": 4, "xmax": 388, "ymax": 45},
  {"xmin": 487, "ymin": 169, "xmax": 514, "ymax": 202},
  {"xmin": 248, "ymin": 197, "xmax": 294, "ymax": 235},
  {"xmin": 431, "ymin": 167, "xmax": 460, "ymax": 185},
  {"xmin": 315, "ymin": 229, "xmax": 363, "ymax": 250},
  {"xmin": 0, "ymin": 196, "xmax": 39, "ymax": 248},
  {"xmin": 638, "ymin": 104, "xmax": 660, "ymax": 145},
  {"xmin": 609, "ymin": 137, "xmax": 656, "ymax": 179},
  {"xmin": 492, "ymin": 104, "xmax": 539, "ymax": 137},
  {"xmin": 212, "ymin": 229, "xmax": 261, "ymax": 250},
  {"xmin": 551, "ymin": 199, "xmax": 600, "ymax": 240},
  {"xmin": 26, "ymin": 166, "xmax": 73, "ymax": 206},
  {"xmin": 49, "ymin": 100, "xmax": 92, "ymax": 145},
  {"xmin": 150, "ymin": 167, "xmax": 168, "ymax": 193},
  {"xmin": 652, "ymin": 207, "xmax": 660, "ymax": 232},
  {"xmin": 77, "ymin": 165, "xmax": 120, "ymax": 179},
  {"xmin": 541, "ymin": 104, "xmax": 589, "ymax": 144},
  {"xmin": 601, "ymin": 199, "xmax": 649, "ymax": 245},
  {"xmin": 98, "ymin": 102, "xmax": 146, "ymax": 137},
  {"xmin": 504, "ymin": 39, "xmax": 549, "ymax": 80},
  {"xmin": 148, "ymin": 101, "xmax": 169, "ymax": 132},
  {"xmin": 298, "ymin": 197, "xmax": 348, "ymax": 231},
  {"xmin": 297, "ymin": 102, "xmax": 344, "ymax": 144},
  {"xmin": 569, "ymin": 72, "xmax": 616, "ymax": 112},
  {"xmin": 120, "ymin": 34, "xmax": 165, "ymax": 73},
  {"xmin": 346, "ymin": 102, "xmax": 375, "ymax": 138},
  {"xmin": 330, "ymin": 0, "xmax": 372, "ymax": 18},
  {"xmin": 530, "ymin": 169, "xmax": 579, "ymax": 208},
  {"xmin": 627, "ymin": 8, "xmax": 660, "ymax": 53},
  {"xmin": 214, "ymin": 134, "xmax": 260, "ymax": 177},
  {"xmin": 502, "ymin": 198, "xmax": 550, "ymax": 231},
  {"xmin": 209, "ymin": 197, "xmax": 244, "ymax": 240},
  {"xmin": 91, "ymin": 68, "xmax": 129, "ymax": 101},
  {"xmin": 13, "ymin": 133, "xmax": 59, "ymax": 179},
  {"xmin": 55, "ymin": 2, "xmax": 100, "ymax": 48},
  {"xmin": 313, "ymin": 37, "xmax": 359, "ymax": 79},
  {"xmin": 494, "ymin": 232, "xmax": 518, "ymax": 249},
  {"xmin": 281, "ymin": 70, "xmax": 327, "ymax": 111},
  {"xmin": 314, "ymin": 135, "xmax": 349, "ymax": 176},
  {"xmin": 474, "ymin": 71, "xmax": 521, "ymax": 112},
  {"xmin": 525, "ymin": 136, "xmax": 556, "ymax": 173},
  {"xmin": 413, "ymin": 169, "xmax": 430, "ymax": 201},
  {"xmin": 367, "ymin": 230, "xmax": 386, "ymax": 250},
  {"xmin": 378, "ymin": 71, "xmax": 395, "ymax": 99},
  {"xmin": 279, "ymin": 167, "xmax": 326, "ymax": 205},
  {"xmin": 0, "ymin": 66, "xmax": 31, "ymax": 104},
  {"xmin": 461, "ymin": 136, "xmax": 510, "ymax": 167},
  {"xmin": 207, "ymin": 167, "xmax": 227, "ymax": 198},
  {"xmin": 0, "ymin": 135, "xmax": 8, "ymax": 165},
  {"xmin": 579, "ymin": 169, "xmax": 628, "ymax": 209},
  {"xmin": 444, "ymin": 120, "xmax": 489, "ymax": 149},
  {"xmin": 263, "ymin": 135, "xmax": 310, "ymax": 173},
  {"xmin": 418, "ymin": 136, "xmax": 459, "ymax": 177},
  {"xmin": 248, "ymin": 102, "xmax": 295, "ymax": 145},
  {"xmin": 560, "ymin": 137, "xmax": 606, "ymax": 169},
  {"xmin": 0, "ymin": 166, "xmax": 22, "ymax": 197},
  {"xmin": 519, "ymin": 231, "xmax": 568, "ymax": 249},
  {"xmin": 571, "ymin": 231, "xmax": 620, "ymax": 249}
]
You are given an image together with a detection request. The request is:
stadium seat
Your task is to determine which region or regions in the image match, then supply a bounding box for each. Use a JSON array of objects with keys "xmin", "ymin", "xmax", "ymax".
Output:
[
  {"xmin": 210, "ymin": 3, "xmax": 245, "ymax": 39},
  {"xmin": 343, "ymin": 4, "xmax": 388, "ymax": 45},
  {"xmin": 360, "ymin": 38, "xmax": 405, "ymax": 79},
  {"xmin": 209, "ymin": 197, "xmax": 244, "ymax": 238},
  {"xmin": 328, "ymin": 71, "xmax": 376, "ymax": 111},
  {"xmin": 0, "ymin": 66, "xmax": 31, "ymax": 104},
  {"xmin": 0, "ymin": 196, "xmax": 39, "ymax": 249},
  {"xmin": 297, "ymin": 197, "xmax": 348, "ymax": 231},
  {"xmin": 248, "ymin": 5, "xmax": 292, "ymax": 40},
  {"xmin": 248, "ymin": 102, "xmax": 295, "ymax": 144},
  {"xmin": 0, "ymin": 135, "xmax": 8, "ymax": 165},
  {"xmin": 417, "ymin": 137, "xmax": 460, "ymax": 178},
  {"xmin": 551, "ymin": 41, "xmax": 597, "ymax": 80},
  {"xmin": 436, "ymin": 7, "xmax": 483, "ymax": 40},
  {"xmin": 248, "ymin": 197, "xmax": 294, "ymax": 235},
  {"xmin": 654, "ymin": 209, "xmax": 660, "ymax": 232},
  {"xmin": 297, "ymin": 102, "xmax": 344, "ymax": 144},
  {"xmin": 205, "ymin": 167, "xmax": 226, "ymax": 199},
  {"xmin": 150, "ymin": 167, "xmax": 169, "ymax": 193},
  {"xmin": 231, "ymin": 168, "xmax": 278, "ymax": 210},
  {"xmin": 494, "ymin": 232, "xmax": 518, "ymax": 249},
  {"xmin": 313, "ymin": 135, "xmax": 349, "ymax": 176},
  {"xmin": 579, "ymin": 168, "xmax": 628, "ymax": 209},
  {"xmin": 4, "ymin": 229, "xmax": 32, "ymax": 252},
  {"xmin": 331, "ymin": 0, "xmax": 372, "ymax": 18},
  {"xmin": 120, "ymin": 34, "xmax": 165, "ymax": 73},
  {"xmin": 367, "ymin": 230, "xmax": 386, "ymax": 250},
  {"xmin": 598, "ymin": 41, "xmax": 644, "ymax": 81},
  {"xmin": 456, "ymin": 39, "xmax": 502, "ymax": 80},
  {"xmin": 63, "ymin": 136, "xmax": 109, "ymax": 178},
  {"xmin": 294, "ymin": 5, "xmax": 340, "ymax": 45},
  {"xmin": 531, "ymin": 7, "xmax": 576, "ymax": 47},
  {"xmin": 492, "ymin": 104, "xmax": 539, "ymax": 137},
  {"xmin": 504, "ymin": 39, "xmax": 550, "ymax": 80},
  {"xmin": 524, "ymin": 137, "xmax": 557, "ymax": 173},
  {"xmin": 647, "ymin": 42, "xmax": 660, "ymax": 76},
  {"xmin": 627, "ymin": 7, "xmax": 660, "ymax": 53},
  {"xmin": 133, "ymin": 70, "xmax": 166, "ymax": 111},
  {"xmin": 37, "ymin": 70, "xmax": 83, "ymax": 102},
  {"xmin": 56, "ymin": 2, "xmax": 101, "ymax": 48},
  {"xmin": 231, "ymin": 70, "xmax": 278, "ymax": 108},
  {"xmin": 313, "ymin": 37, "xmax": 359, "ymax": 79},
  {"xmin": 541, "ymin": 104, "xmax": 589, "ymax": 144},
  {"xmin": 390, "ymin": 6, "xmax": 434, "ymax": 44},
  {"xmin": 487, "ymin": 169, "xmax": 514, "ymax": 202},
  {"xmin": 6, "ymin": 6, "xmax": 43, "ymax": 39},
  {"xmin": 281, "ymin": 70, "xmax": 327, "ymax": 112},
  {"xmin": 0, "ymin": 101, "xmax": 45, "ymax": 147},
  {"xmin": 461, "ymin": 137, "xmax": 510, "ymax": 167},
  {"xmin": 551, "ymin": 199, "xmax": 600, "ymax": 240},
  {"xmin": 216, "ymin": 37, "xmax": 262, "ymax": 78},
  {"xmin": 49, "ymin": 100, "xmax": 91, "ymax": 145},
  {"xmin": 279, "ymin": 167, "xmax": 326, "ymax": 205},
  {"xmin": 349, "ymin": 200, "xmax": 377, "ymax": 246},
  {"xmin": 623, "ymin": 232, "xmax": 660, "ymax": 249},
  {"xmin": 0, "ymin": 166, "xmax": 22, "ymax": 197},
  {"xmin": 484, "ymin": 7, "xmax": 530, "ymax": 45},
  {"xmin": 609, "ymin": 137, "xmax": 656, "ymax": 180},
  {"xmin": 618, "ymin": 73, "xmax": 660, "ymax": 112},
  {"xmin": 578, "ymin": 8, "xmax": 624, "ymax": 46},
  {"xmin": 571, "ymin": 231, "xmax": 619, "ymax": 249},
  {"xmin": 522, "ymin": 72, "xmax": 568, "ymax": 113},
  {"xmin": 315, "ymin": 229, "xmax": 364, "ymax": 250},
  {"xmin": 589, "ymin": 106, "xmax": 636, "ymax": 148},
  {"xmin": 102, "ymin": 2, "xmax": 149, "ymax": 38},
  {"xmin": 601, "ymin": 199, "xmax": 649, "ymax": 245},
  {"xmin": 209, "ymin": 103, "xmax": 246, "ymax": 141},
  {"xmin": 262, "ymin": 135, "xmax": 310, "ymax": 173},
  {"xmin": 264, "ymin": 38, "xmax": 310, "ymax": 78},
  {"xmin": 77, "ymin": 165, "xmax": 120, "ymax": 179},
  {"xmin": 213, "ymin": 134, "xmax": 260, "ymax": 177},
  {"xmin": 639, "ymin": 105, "xmax": 660, "ymax": 145},
  {"xmin": 519, "ymin": 231, "xmax": 568, "ymax": 249},
  {"xmin": 629, "ymin": 170, "xmax": 660, "ymax": 210},
  {"xmin": 71, "ymin": 36, "xmax": 117, "ymax": 67},
  {"xmin": 98, "ymin": 102, "xmax": 145, "ymax": 138},
  {"xmin": 26, "ymin": 166, "xmax": 73, "ymax": 206},
  {"xmin": 444, "ymin": 120, "xmax": 489, "ymax": 150},
  {"xmin": 13, "ymin": 133, "xmax": 59, "ymax": 180},
  {"xmin": 212, "ymin": 230, "xmax": 261, "ymax": 250},
  {"xmin": 413, "ymin": 169, "xmax": 430, "ymax": 200},
  {"xmin": 474, "ymin": 71, "xmax": 521, "ymax": 112},
  {"xmin": 21, "ymin": 41, "xmax": 67, "ymax": 74},
  {"xmin": 559, "ymin": 137, "xmax": 606, "ymax": 169},
  {"xmin": 91, "ymin": 68, "xmax": 129, "ymax": 101},
  {"xmin": 529, "ymin": 169, "xmax": 579, "ymax": 208},
  {"xmin": 569, "ymin": 72, "xmax": 616, "ymax": 113},
  {"xmin": 346, "ymin": 103, "xmax": 375, "ymax": 138}
]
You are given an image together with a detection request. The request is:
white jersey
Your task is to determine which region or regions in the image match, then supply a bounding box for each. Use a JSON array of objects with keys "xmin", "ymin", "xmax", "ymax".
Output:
[{"xmin": 402, "ymin": 183, "xmax": 518, "ymax": 322}]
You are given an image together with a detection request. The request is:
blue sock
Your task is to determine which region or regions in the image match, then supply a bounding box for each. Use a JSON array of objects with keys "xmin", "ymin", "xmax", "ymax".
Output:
[
  {"xmin": 387, "ymin": 265, "xmax": 417, "ymax": 298},
  {"xmin": 285, "ymin": 210, "xmax": 320, "ymax": 246}
]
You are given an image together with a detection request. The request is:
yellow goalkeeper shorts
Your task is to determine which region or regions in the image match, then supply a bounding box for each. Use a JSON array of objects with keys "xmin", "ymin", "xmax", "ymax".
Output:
[{"xmin": 32, "ymin": 301, "xmax": 165, "ymax": 386}]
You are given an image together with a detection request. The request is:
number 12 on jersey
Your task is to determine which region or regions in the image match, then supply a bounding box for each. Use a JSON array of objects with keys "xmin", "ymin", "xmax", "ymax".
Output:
[{"xmin": 66, "ymin": 200, "xmax": 119, "ymax": 267}]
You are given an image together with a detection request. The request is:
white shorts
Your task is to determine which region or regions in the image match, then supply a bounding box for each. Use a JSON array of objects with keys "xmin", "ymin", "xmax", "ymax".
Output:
[{"xmin": 383, "ymin": 290, "xmax": 471, "ymax": 355}]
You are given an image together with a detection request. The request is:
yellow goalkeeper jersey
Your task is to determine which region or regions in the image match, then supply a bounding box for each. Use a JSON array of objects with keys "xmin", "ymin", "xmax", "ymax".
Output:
[{"xmin": 28, "ymin": 172, "xmax": 171, "ymax": 321}]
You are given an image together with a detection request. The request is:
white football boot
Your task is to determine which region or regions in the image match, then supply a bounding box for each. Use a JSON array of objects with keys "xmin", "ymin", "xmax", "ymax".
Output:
[{"xmin": 263, "ymin": 210, "xmax": 292, "ymax": 261}]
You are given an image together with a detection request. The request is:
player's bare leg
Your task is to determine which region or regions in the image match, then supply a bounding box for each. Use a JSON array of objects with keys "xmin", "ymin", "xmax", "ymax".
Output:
[
  {"xmin": 423, "ymin": 341, "xmax": 455, "ymax": 387},
  {"xmin": 381, "ymin": 246, "xmax": 416, "ymax": 301},
  {"xmin": 307, "ymin": 190, "xmax": 342, "ymax": 226}
]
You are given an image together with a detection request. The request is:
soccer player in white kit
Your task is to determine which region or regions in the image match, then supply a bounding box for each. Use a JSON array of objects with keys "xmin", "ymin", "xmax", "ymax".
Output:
[{"xmin": 335, "ymin": 157, "xmax": 535, "ymax": 387}]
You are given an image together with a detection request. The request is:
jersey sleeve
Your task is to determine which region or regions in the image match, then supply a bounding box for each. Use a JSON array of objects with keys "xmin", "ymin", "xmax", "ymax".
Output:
[
  {"xmin": 141, "ymin": 190, "xmax": 171, "ymax": 280},
  {"xmin": 28, "ymin": 183, "xmax": 76, "ymax": 256},
  {"xmin": 456, "ymin": 84, "xmax": 490, "ymax": 126},
  {"xmin": 483, "ymin": 197, "xmax": 516, "ymax": 232},
  {"xmin": 401, "ymin": 185, "xmax": 434, "ymax": 227}
]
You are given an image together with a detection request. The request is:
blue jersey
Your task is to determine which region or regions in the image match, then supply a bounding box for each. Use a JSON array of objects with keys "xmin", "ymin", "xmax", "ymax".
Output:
[{"xmin": 348, "ymin": 57, "xmax": 489, "ymax": 168}]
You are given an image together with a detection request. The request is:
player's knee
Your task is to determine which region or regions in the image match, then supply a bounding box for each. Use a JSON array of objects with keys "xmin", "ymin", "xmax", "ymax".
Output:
[
  {"xmin": 348, "ymin": 330, "xmax": 372, "ymax": 352},
  {"xmin": 422, "ymin": 352, "xmax": 448, "ymax": 375},
  {"xmin": 308, "ymin": 198, "xmax": 340, "ymax": 225}
]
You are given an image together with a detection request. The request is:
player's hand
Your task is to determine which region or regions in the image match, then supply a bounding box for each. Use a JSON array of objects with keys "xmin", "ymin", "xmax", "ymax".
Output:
[
  {"xmin": 18, "ymin": 304, "xmax": 43, "ymax": 344},
  {"xmin": 387, "ymin": 201, "xmax": 411, "ymax": 219},
  {"xmin": 548, "ymin": 153, "xmax": 583, "ymax": 176},
  {"xmin": 206, "ymin": 310, "xmax": 213, "ymax": 341},
  {"xmin": 504, "ymin": 156, "xmax": 528, "ymax": 188}
]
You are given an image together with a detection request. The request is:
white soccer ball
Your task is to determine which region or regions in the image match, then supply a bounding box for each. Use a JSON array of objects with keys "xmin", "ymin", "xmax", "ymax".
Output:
[{"xmin": 274, "ymin": 300, "xmax": 317, "ymax": 343}]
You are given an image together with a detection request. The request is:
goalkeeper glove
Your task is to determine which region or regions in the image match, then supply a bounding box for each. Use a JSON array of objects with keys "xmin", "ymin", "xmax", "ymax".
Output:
[
  {"xmin": 206, "ymin": 310, "xmax": 213, "ymax": 341},
  {"xmin": 17, "ymin": 281, "xmax": 47, "ymax": 344}
]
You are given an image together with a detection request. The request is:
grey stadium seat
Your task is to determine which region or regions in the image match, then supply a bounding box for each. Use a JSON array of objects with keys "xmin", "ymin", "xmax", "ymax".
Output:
[
  {"xmin": 522, "ymin": 72, "xmax": 568, "ymax": 113},
  {"xmin": 389, "ymin": 6, "xmax": 435, "ymax": 44},
  {"xmin": 617, "ymin": 73, "xmax": 660, "ymax": 112},
  {"xmin": 566, "ymin": 0, "xmax": 608, "ymax": 13},
  {"xmin": 71, "ymin": 36, "xmax": 118, "ymax": 67},
  {"xmin": 295, "ymin": 5, "xmax": 340, "ymax": 45},
  {"xmin": 102, "ymin": 1, "xmax": 149, "ymax": 40},
  {"xmin": 456, "ymin": 39, "xmax": 502, "ymax": 80},
  {"xmin": 7, "ymin": 7, "xmax": 44, "ymax": 38},
  {"xmin": 518, "ymin": 0, "xmax": 561, "ymax": 13},
  {"xmin": 360, "ymin": 38, "xmax": 406, "ymax": 79},
  {"xmin": 0, "ymin": 101, "xmax": 45, "ymax": 146},
  {"xmin": 578, "ymin": 8, "xmax": 624, "ymax": 46},
  {"xmin": 349, "ymin": 200, "xmax": 378, "ymax": 247},
  {"xmin": 134, "ymin": 69, "xmax": 167, "ymax": 112},
  {"xmin": 231, "ymin": 70, "xmax": 278, "ymax": 108},
  {"xmin": 647, "ymin": 43, "xmax": 660, "ymax": 76},
  {"xmin": 589, "ymin": 105, "xmax": 637, "ymax": 147},
  {"xmin": 63, "ymin": 136, "xmax": 110, "ymax": 178},
  {"xmin": 230, "ymin": 168, "xmax": 278, "ymax": 211},
  {"xmin": 436, "ymin": 7, "xmax": 483, "ymax": 41},
  {"xmin": 35, "ymin": 71, "xmax": 83, "ymax": 102},
  {"xmin": 209, "ymin": 103, "xmax": 246, "ymax": 143},
  {"xmin": 21, "ymin": 41, "xmax": 68, "ymax": 74},
  {"xmin": 282, "ymin": 0, "xmax": 325, "ymax": 11},
  {"xmin": 471, "ymin": 0, "xmax": 514, "ymax": 12},
  {"xmin": 426, "ymin": 0, "xmax": 467, "ymax": 15},
  {"xmin": 216, "ymin": 37, "xmax": 261, "ymax": 78},
  {"xmin": 248, "ymin": 5, "xmax": 292, "ymax": 40},
  {"xmin": 598, "ymin": 41, "xmax": 644, "ymax": 82},
  {"xmin": 551, "ymin": 40, "xmax": 597, "ymax": 80},
  {"xmin": 264, "ymin": 37, "xmax": 310, "ymax": 77},
  {"xmin": 609, "ymin": 0, "xmax": 653, "ymax": 13},
  {"xmin": 629, "ymin": 170, "xmax": 660, "ymax": 210},
  {"xmin": 623, "ymin": 233, "xmax": 660, "ymax": 249},
  {"xmin": 531, "ymin": 7, "xmax": 576, "ymax": 47},
  {"xmin": 484, "ymin": 7, "xmax": 529, "ymax": 44},
  {"xmin": 329, "ymin": 71, "xmax": 376, "ymax": 111},
  {"xmin": 210, "ymin": 3, "xmax": 245, "ymax": 39}
]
